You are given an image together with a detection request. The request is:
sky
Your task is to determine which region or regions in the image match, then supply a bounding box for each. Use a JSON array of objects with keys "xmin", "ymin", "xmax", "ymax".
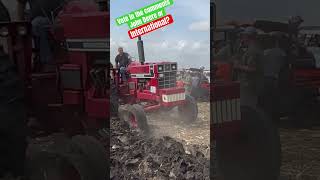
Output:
[
  {"xmin": 215, "ymin": 0, "xmax": 320, "ymax": 26},
  {"xmin": 110, "ymin": 0, "xmax": 210, "ymax": 69}
]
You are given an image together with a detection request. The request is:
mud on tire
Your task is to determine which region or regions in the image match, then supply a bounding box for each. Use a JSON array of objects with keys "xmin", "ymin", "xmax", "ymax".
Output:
[
  {"xmin": 110, "ymin": 83, "xmax": 119, "ymax": 117},
  {"xmin": 71, "ymin": 135, "xmax": 108, "ymax": 180},
  {"xmin": 26, "ymin": 136, "xmax": 91, "ymax": 180},
  {"xmin": 119, "ymin": 104, "xmax": 150, "ymax": 135},
  {"xmin": 178, "ymin": 95, "xmax": 198, "ymax": 122},
  {"xmin": 26, "ymin": 135, "xmax": 108, "ymax": 180}
]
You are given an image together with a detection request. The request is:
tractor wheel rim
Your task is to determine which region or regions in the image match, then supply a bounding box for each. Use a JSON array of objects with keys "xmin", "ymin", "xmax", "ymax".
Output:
[{"xmin": 129, "ymin": 113, "xmax": 138, "ymax": 128}]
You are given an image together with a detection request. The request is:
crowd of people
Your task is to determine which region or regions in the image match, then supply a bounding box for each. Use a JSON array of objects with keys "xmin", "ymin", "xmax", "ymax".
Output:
[{"xmin": 213, "ymin": 16, "xmax": 320, "ymax": 122}]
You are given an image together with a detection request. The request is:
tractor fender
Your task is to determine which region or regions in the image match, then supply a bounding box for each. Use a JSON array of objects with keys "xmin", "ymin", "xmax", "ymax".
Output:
[{"xmin": 71, "ymin": 135, "xmax": 108, "ymax": 180}]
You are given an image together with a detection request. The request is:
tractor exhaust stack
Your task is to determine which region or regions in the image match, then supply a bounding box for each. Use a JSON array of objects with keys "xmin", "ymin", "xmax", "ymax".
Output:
[{"xmin": 137, "ymin": 36, "xmax": 145, "ymax": 64}]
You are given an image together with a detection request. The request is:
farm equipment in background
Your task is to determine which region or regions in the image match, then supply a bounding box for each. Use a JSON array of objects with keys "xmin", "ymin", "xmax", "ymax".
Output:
[
  {"xmin": 211, "ymin": 1, "xmax": 281, "ymax": 180},
  {"xmin": 177, "ymin": 67, "xmax": 210, "ymax": 101},
  {"xmin": 1, "ymin": 1, "xmax": 110, "ymax": 179},
  {"xmin": 251, "ymin": 21, "xmax": 320, "ymax": 127},
  {"xmin": 299, "ymin": 26, "xmax": 320, "ymax": 47},
  {"xmin": 112, "ymin": 36, "xmax": 199, "ymax": 134},
  {"xmin": 212, "ymin": 6, "xmax": 320, "ymax": 127}
]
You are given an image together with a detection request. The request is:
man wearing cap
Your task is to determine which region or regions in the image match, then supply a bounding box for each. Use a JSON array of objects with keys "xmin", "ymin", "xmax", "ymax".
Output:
[
  {"xmin": 16, "ymin": 0, "xmax": 67, "ymax": 69},
  {"xmin": 234, "ymin": 26, "xmax": 264, "ymax": 106}
]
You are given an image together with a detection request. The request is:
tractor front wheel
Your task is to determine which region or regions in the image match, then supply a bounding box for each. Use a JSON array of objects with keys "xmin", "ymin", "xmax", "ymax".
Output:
[
  {"xmin": 178, "ymin": 95, "xmax": 198, "ymax": 122},
  {"xmin": 215, "ymin": 106, "xmax": 281, "ymax": 180},
  {"xmin": 119, "ymin": 104, "xmax": 150, "ymax": 135}
]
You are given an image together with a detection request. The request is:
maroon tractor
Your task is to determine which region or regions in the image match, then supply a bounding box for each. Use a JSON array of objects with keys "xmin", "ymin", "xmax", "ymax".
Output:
[
  {"xmin": 1, "ymin": 1, "xmax": 111, "ymax": 179},
  {"xmin": 111, "ymin": 36, "xmax": 198, "ymax": 134}
]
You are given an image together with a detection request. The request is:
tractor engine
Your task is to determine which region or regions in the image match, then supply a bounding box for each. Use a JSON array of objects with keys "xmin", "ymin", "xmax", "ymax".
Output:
[{"xmin": 127, "ymin": 61, "xmax": 185, "ymax": 106}]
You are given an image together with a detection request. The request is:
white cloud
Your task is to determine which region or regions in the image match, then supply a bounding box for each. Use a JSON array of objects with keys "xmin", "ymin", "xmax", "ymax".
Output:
[
  {"xmin": 192, "ymin": 42, "xmax": 201, "ymax": 49},
  {"xmin": 161, "ymin": 41, "xmax": 169, "ymax": 48},
  {"xmin": 176, "ymin": 40, "xmax": 187, "ymax": 50},
  {"xmin": 188, "ymin": 20, "xmax": 210, "ymax": 31}
]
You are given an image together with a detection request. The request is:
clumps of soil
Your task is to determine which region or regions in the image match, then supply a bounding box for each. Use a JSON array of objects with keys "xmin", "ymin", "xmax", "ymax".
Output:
[{"xmin": 110, "ymin": 118, "xmax": 210, "ymax": 180}]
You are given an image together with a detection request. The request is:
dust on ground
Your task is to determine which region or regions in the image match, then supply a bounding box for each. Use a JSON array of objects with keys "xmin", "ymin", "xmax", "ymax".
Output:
[
  {"xmin": 147, "ymin": 102, "xmax": 210, "ymax": 157},
  {"xmin": 279, "ymin": 127, "xmax": 320, "ymax": 180}
]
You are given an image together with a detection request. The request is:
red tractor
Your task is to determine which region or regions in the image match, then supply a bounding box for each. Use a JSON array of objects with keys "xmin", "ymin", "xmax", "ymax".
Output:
[
  {"xmin": 1, "ymin": 1, "xmax": 110, "ymax": 179},
  {"xmin": 211, "ymin": 1, "xmax": 281, "ymax": 180},
  {"xmin": 112, "ymin": 36, "xmax": 198, "ymax": 134}
]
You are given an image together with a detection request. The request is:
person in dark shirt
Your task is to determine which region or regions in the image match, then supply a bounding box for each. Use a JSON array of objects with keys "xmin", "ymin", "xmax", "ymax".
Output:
[
  {"xmin": 17, "ymin": 0, "xmax": 66, "ymax": 66},
  {"xmin": 115, "ymin": 47, "xmax": 131, "ymax": 81},
  {"xmin": 259, "ymin": 32, "xmax": 287, "ymax": 122},
  {"xmin": 234, "ymin": 27, "xmax": 264, "ymax": 107}
]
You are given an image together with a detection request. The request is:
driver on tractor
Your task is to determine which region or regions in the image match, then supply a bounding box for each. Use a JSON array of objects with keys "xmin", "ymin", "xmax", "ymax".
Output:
[
  {"xmin": 115, "ymin": 46, "xmax": 132, "ymax": 82},
  {"xmin": 16, "ymin": 0, "xmax": 68, "ymax": 70}
]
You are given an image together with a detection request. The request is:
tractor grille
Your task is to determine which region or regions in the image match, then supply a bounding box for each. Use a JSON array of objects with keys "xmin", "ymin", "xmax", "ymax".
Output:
[{"xmin": 158, "ymin": 71, "xmax": 177, "ymax": 89}]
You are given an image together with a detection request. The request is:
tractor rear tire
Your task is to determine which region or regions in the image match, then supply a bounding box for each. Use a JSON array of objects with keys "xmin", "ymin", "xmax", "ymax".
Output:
[
  {"xmin": 178, "ymin": 95, "xmax": 198, "ymax": 122},
  {"xmin": 119, "ymin": 104, "xmax": 150, "ymax": 135},
  {"xmin": 215, "ymin": 106, "xmax": 281, "ymax": 180},
  {"xmin": 26, "ymin": 136, "xmax": 93, "ymax": 180},
  {"xmin": 110, "ymin": 83, "xmax": 119, "ymax": 117},
  {"xmin": 0, "ymin": 53, "xmax": 27, "ymax": 177},
  {"xmin": 26, "ymin": 150, "xmax": 90, "ymax": 180},
  {"xmin": 71, "ymin": 135, "xmax": 108, "ymax": 180}
]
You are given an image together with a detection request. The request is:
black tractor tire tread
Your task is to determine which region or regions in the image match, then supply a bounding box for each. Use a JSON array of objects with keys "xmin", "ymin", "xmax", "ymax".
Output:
[
  {"xmin": 26, "ymin": 137, "xmax": 93, "ymax": 180},
  {"xmin": 0, "ymin": 51, "xmax": 26, "ymax": 177},
  {"xmin": 110, "ymin": 83, "xmax": 119, "ymax": 117},
  {"xmin": 71, "ymin": 135, "xmax": 108, "ymax": 180},
  {"xmin": 120, "ymin": 104, "xmax": 150, "ymax": 135}
]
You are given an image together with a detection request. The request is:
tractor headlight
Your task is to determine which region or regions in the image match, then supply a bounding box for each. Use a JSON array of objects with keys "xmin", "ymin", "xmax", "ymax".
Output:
[
  {"xmin": 171, "ymin": 64, "xmax": 177, "ymax": 70},
  {"xmin": 17, "ymin": 26, "xmax": 27, "ymax": 36},
  {"xmin": 158, "ymin": 65, "xmax": 164, "ymax": 72},
  {"xmin": 0, "ymin": 27, "xmax": 9, "ymax": 37}
]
